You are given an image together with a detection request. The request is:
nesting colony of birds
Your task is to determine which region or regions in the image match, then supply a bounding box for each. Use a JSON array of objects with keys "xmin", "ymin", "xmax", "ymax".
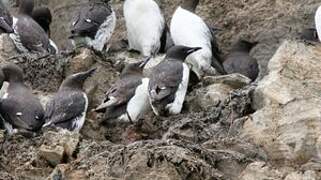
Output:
[{"xmin": 0, "ymin": 0, "xmax": 266, "ymax": 138}]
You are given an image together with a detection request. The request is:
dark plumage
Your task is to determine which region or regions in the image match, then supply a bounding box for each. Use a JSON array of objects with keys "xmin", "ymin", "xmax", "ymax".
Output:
[
  {"xmin": 0, "ymin": 64, "xmax": 45, "ymax": 134},
  {"xmin": 300, "ymin": 28, "xmax": 319, "ymax": 42},
  {"xmin": 0, "ymin": 68, "xmax": 4, "ymax": 88},
  {"xmin": 223, "ymin": 39, "xmax": 259, "ymax": 81},
  {"xmin": 95, "ymin": 58, "xmax": 151, "ymax": 122},
  {"xmin": 0, "ymin": 0, "xmax": 13, "ymax": 34},
  {"xmin": 32, "ymin": 7, "xmax": 52, "ymax": 36},
  {"xmin": 148, "ymin": 46, "xmax": 201, "ymax": 116},
  {"xmin": 10, "ymin": 0, "xmax": 51, "ymax": 53},
  {"xmin": 43, "ymin": 68, "xmax": 96, "ymax": 132},
  {"xmin": 70, "ymin": 0, "xmax": 115, "ymax": 51},
  {"xmin": 31, "ymin": 6, "xmax": 58, "ymax": 54}
]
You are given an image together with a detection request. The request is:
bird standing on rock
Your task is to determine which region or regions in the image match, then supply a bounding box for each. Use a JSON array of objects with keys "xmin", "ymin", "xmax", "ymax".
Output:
[
  {"xmin": 148, "ymin": 45, "xmax": 201, "ymax": 116},
  {"xmin": 123, "ymin": 0, "xmax": 167, "ymax": 57},
  {"xmin": 32, "ymin": 7, "xmax": 59, "ymax": 54},
  {"xmin": 0, "ymin": 0, "xmax": 13, "ymax": 34},
  {"xmin": 0, "ymin": 63, "xmax": 45, "ymax": 135},
  {"xmin": 70, "ymin": 0, "xmax": 116, "ymax": 52},
  {"xmin": 43, "ymin": 68, "xmax": 96, "ymax": 132},
  {"xmin": 223, "ymin": 39, "xmax": 259, "ymax": 81},
  {"xmin": 170, "ymin": 0, "xmax": 226, "ymax": 79},
  {"xmin": 95, "ymin": 58, "xmax": 151, "ymax": 123},
  {"xmin": 9, "ymin": 0, "xmax": 52, "ymax": 54}
]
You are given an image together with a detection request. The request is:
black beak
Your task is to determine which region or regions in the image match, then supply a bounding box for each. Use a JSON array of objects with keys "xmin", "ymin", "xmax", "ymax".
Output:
[
  {"xmin": 139, "ymin": 56, "xmax": 152, "ymax": 68},
  {"xmin": 80, "ymin": 67, "xmax": 97, "ymax": 79},
  {"xmin": 0, "ymin": 17, "xmax": 13, "ymax": 33},
  {"xmin": 187, "ymin": 47, "xmax": 202, "ymax": 55},
  {"xmin": 251, "ymin": 41, "xmax": 259, "ymax": 47}
]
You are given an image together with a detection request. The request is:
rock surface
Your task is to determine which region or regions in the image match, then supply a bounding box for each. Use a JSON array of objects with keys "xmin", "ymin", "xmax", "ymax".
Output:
[
  {"xmin": 39, "ymin": 130, "xmax": 80, "ymax": 166},
  {"xmin": 1, "ymin": 0, "xmax": 321, "ymax": 180},
  {"xmin": 242, "ymin": 41, "xmax": 321, "ymax": 167}
]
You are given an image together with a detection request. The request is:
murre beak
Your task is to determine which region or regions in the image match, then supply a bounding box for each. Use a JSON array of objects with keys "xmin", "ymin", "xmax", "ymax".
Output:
[
  {"xmin": 94, "ymin": 97, "xmax": 118, "ymax": 112},
  {"xmin": 75, "ymin": 67, "xmax": 97, "ymax": 80},
  {"xmin": 0, "ymin": 17, "xmax": 13, "ymax": 33},
  {"xmin": 139, "ymin": 56, "xmax": 152, "ymax": 68},
  {"xmin": 187, "ymin": 47, "xmax": 202, "ymax": 55},
  {"xmin": 83, "ymin": 67, "xmax": 97, "ymax": 77},
  {"xmin": 68, "ymin": 30, "xmax": 81, "ymax": 39}
]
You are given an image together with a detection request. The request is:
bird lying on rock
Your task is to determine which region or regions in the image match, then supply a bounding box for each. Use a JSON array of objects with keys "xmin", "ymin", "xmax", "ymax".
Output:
[
  {"xmin": 223, "ymin": 39, "xmax": 259, "ymax": 82},
  {"xmin": 43, "ymin": 68, "xmax": 96, "ymax": 132},
  {"xmin": 9, "ymin": 0, "xmax": 54, "ymax": 54},
  {"xmin": 70, "ymin": 0, "xmax": 116, "ymax": 52},
  {"xmin": 95, "ymin": 57, "xmax": 151, "ymax": 123},
  {"xmin": 0, "ymin": 63, "xmax": 45, "ymax": 136}
]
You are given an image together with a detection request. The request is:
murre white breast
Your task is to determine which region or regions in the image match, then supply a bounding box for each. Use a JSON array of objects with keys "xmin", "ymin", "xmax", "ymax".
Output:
[
  {"xmin": 315, "ymin": 5, "xmax": 321, "ymax": 42},
  {"xmin": 124, "ymin": 0, "xmax": 165, "ymax": 57},
  {"xmin": 148, "ymin": 45, "xmax": 201, "ymax": 116},
  {"xmin": 170, "ymin": 0, "xmax": 225, "ymax": 79},
  {"xmin": 95, "ymin": 58, "xmax": 152, "ymax": 123}
]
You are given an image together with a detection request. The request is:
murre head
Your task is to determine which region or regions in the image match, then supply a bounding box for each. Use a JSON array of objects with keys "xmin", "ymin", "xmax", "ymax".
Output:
[
  {"xmin": 181, "ymin": 0, "xmax": 199, "ymax": 12},
  {"xmin": 121, "ymin": 57, "xmax": 151, "ymax": 76},
  {"xmin": 32, "ymin": 7, "xmax": 52, "ymax": 36},
  {"xmin": 166, "ymin": 45, "xmax": 202, "ymax": 61},
  {"xmin": 231, "ymin": 39, "xmax": 258, "ymax": 52},
  {"xmin": 2, "ymin": 63, "xmax": 24, "ymax": 83},
  {"xmin": 60, "ymin": 68, "xmax": 97, "ymax": 91},
  {"xmin": 18, "ymin": 0, "xmax": 34, "ymax": 15}
]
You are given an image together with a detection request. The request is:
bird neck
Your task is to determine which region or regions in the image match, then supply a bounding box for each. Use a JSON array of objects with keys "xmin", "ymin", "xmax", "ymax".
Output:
[
  {"xmin": 19, "ymin": 0, "xmax": 34, "ymax": 16},
  {"xmin": 181, "ymin": 0, "xmax": 199, "ymax": 12}
]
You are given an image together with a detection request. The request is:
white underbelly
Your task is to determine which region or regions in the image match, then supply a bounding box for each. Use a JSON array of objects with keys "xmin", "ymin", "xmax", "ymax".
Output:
[
  {"xmin": 72, "ymin": 93, "xmax": 88, "ymax": 132},
  {"xmin": 124, "ymin": 0, "xmax": 164, "ymax": 56},
  {"xmin": 122, "ymin": 78, "xmax": 150, "ymax": 122},
  {"xmin": 166, "ymin": 63, "xmax": 190, "ymax": 115},
  {"xmin": 90, "ymin": 11, "xmax": 116, "ymax": 52}
]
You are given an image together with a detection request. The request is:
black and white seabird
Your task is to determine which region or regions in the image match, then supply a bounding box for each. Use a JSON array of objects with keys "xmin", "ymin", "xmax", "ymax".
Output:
[
  {"xmin": 70, "ymin": 0, "xmax": 116, "ymax": 52},
  {"xmin": 9, "ymin": 0, "xmax": 52, "ymax": 53},
  {"xmin": 223, "ymin": 39, "xmax": 259, "ymax": 82},
  {"xmin": 0, "ymin": 0, "xmax": 13, "ymax": 34},
  {"xmin": 95, "ymin": 58, "xmax": 151, "ymax": 122},
  {"xmin": 124, "ymin": 0, "xmax": 167, "ymax": 56},
  {"xmin": 170, "ymin": 0, "xmax": 226, "ymax": 79},
  {"xmin": 0, "ymin": 63, "xmax": 45, "ymax": 135},
  {"xmin": 43, "ymin": 68, "xmax": 96, "ymax": 132},
  {"xmin": 148, "ymin": 45, "xmax": 201, "ymax": 116},
  {"xmin": 32, "ymin": 7, "xmax": 59, "ymax": 54}
]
